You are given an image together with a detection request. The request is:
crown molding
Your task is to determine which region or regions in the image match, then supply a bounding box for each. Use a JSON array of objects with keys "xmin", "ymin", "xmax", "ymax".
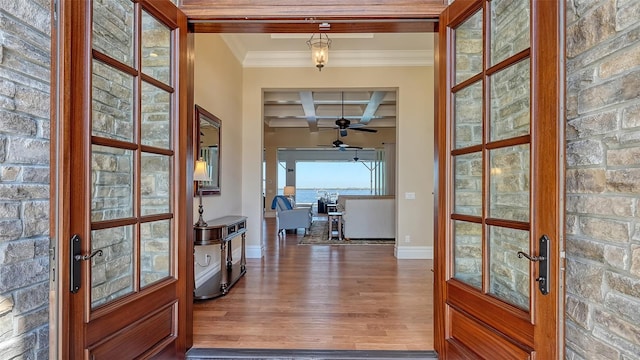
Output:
[
  {"xmin": 242, "ymin": 49, "xmax": 434, "ymax": 68},
  {"xmin": 219, "ymin": 34, "xmax": 434, "ymax": 68},
  {"xmin": 220, "ymin": 34, "xmax": 249, "ymax": 65},
  {"xmin": 270, "ymin": 33, "xmax": 375, "ymax": 39}
]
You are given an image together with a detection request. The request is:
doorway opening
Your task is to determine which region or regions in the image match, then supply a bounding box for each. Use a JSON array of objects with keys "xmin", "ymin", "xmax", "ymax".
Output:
[{"xmin": 191, "ymin": 29, "xmax": 436, "ymax": 352}]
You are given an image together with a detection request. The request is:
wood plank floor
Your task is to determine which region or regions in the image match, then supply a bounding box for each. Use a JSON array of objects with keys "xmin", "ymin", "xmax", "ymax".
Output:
[{"xmin": 192, "ymin": 217, "xmax": 434, "ymax": 351}]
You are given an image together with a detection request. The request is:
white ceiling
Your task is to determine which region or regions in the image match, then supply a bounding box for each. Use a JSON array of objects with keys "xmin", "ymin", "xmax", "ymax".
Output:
[
  {"xmin": 221, "ymin": 33, "xmax": 435, "ymax": 68},
  {"xmin": 217, "ymin": 33, "xmax": 435, "ymax": 131}
]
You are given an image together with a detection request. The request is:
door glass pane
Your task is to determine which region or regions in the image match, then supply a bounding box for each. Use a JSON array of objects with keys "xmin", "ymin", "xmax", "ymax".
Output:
[
  {"xmin": 92, "ymin": 0, "xmax": 134, "ymax": 67},
  {"xmin": 454, "ymin": 81, "xmax": 483, "ymax": 149},
  {"xmin": 454, "ymin": 152, "xmax": 482, "ymax": 216},
  {"xmin": 489, "ymin": 144, "xmax": 530, "ymax": 222},
  {"xmin": 141, "ymin": 81, "xmax": 171, "ymax": 149},
  {"xmin": 91, "ymin": 225, "xmax": 134, "ymax": 308},
  {"xmin": 489, "ymin": 226, "xmax": 530, "ymax": 310},
  {"xmin": 455, "ymin": 10, "xmax": 483, "ymax": 85},
  {"xmin": 142, "ymin": 11, "xmax": 171, "ymax": 85},
  {"xmin": 490, "ymin": 0, "xmax": 530, "ymax": 66},
  {"xmin": 91, "ymin": 145, "xmax": 133, "ymax": 221},
  {"xmin": 453, "ymin": 220, "xmax": 483, "ymax": 288},
  {"xmin": 141, "ymin": 153, "xmax": 171, "ymax": 215},
  {"xmin": 141, "ymin": 219, "xmax": 171, "ymax": 287},
  {"xmin": 490, "ymin": 59, "xmax": 530, "ymax": 141},
  {"xmin": 92, "ymin": 61, "xmax": 134, "ymax": 142}
]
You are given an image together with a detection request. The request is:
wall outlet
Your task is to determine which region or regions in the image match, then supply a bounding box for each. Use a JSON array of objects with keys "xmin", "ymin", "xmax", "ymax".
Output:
[
  {"xmin": 405, "ymin": 192, "xmax": 416, "ymax": 199},
  {"xmin": 404, "ymin": 235, "xmax": 411, "ymax": 243}
]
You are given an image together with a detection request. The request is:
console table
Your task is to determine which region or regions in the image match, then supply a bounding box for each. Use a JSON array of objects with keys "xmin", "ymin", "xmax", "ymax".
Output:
[{"xmin": 193, "ymin": 215, "xmax": 247, "ymax": 300}]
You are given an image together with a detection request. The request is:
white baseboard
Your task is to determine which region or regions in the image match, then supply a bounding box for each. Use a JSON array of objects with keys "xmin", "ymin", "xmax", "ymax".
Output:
[
  {"xmin": 395, "ymin": 246, "xmax": 433, "ymax": 259},
  {"xmin": 246, "ymin": 245, "xmax": 264, "ymax": 258}
]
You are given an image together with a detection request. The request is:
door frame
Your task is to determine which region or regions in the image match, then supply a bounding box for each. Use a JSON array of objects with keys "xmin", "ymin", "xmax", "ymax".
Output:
[{"xmin": 50, "ymin": 1, "xmax": 564, "ymax": 357}]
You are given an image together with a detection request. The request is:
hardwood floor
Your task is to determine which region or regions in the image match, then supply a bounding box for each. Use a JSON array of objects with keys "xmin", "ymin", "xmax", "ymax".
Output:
[{"xmin": 192, "ymin": 217, "xmax": 434, "ymax": 351}]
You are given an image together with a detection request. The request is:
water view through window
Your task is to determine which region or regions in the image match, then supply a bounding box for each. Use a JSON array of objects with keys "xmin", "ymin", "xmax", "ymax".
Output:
[{"xmin": 278, "ymin": 161, "xmax": 377, "ymax": 203}]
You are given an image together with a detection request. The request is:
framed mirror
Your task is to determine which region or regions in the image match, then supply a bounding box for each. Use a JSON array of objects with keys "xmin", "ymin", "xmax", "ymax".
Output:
[{"xmin": 195, "ymin": 105, "xmax": 221, "ymax": 195}]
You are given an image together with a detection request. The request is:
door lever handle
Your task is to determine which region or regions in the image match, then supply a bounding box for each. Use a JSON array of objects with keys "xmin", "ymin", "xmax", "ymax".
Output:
[
  {"xmin": 516, "ymin": 235, "xmax": 550, "ymax": 295},
  {"xmin": 517, "ymin": 251, "xmax": 545, "ymax": 262},
  {"xmin": 74, "ymin": 250, "xmax": 103, "ymax": 261},
  {"xmin": 70, "ymin": 235, "xmax": 103, "ymax": 294}
]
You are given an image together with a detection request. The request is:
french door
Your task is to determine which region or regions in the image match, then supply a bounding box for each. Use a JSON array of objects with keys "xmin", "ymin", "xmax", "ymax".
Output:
[
  {"xmin": 435, "ymin": 0, "xmax": 563, "ymax": 359},
  {"xmin": 55, "ymin": 0, "xmax": 190, "ymax": 358}
]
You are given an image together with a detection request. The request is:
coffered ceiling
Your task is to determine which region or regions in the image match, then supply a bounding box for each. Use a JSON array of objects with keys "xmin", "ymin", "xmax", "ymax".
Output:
[{"xmin": 263, "ymin": 89, "xmax": 396, "ymax": 132}]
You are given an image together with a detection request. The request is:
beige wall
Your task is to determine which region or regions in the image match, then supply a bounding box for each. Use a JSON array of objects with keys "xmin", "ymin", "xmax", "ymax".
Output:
[
  {"xmin": 242, "ymin": 66, "xmax": 435, "ymax": 259},
  {"xmin": 193, "ymin": 34, "xmax": 244, "ymax": 283},
  {"xmin": 194, "ymin": 34, "xmax": 244, "ymax": 219}
]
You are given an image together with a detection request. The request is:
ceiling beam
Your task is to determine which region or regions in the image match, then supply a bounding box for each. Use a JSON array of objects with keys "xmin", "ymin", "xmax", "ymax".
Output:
[
  {"xmin": 299, "ymin": 91, "xmax": 319, "ymax": 132},
  {"xmin": 360, "ymin": 91, "xmax": 387, "ymax": 124},
  {"xmin": 181, "ymin": 1, "xmax": 446, "ymax": 24},
  {"xmin": 190, "ymin": 21, "xmax": 437, "ymax": 33}
]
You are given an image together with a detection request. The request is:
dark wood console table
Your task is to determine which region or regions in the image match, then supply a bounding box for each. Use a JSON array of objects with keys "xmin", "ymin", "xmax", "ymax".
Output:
[{"xmin": 193, "ymin": 215, "xmax": 247, "ymax": 300}]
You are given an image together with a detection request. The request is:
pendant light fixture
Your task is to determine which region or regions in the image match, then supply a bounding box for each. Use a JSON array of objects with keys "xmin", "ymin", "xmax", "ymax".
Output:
[{"xmin": 306, "ymin": 33, "xmax": 331, "ymax": 71}]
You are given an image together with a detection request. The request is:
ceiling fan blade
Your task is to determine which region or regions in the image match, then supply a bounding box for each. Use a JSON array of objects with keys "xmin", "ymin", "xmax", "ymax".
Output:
[
  {"xmin": 350, "ymin": 127, "xmax": 378, "ymax": 133},
  {"xmin": 344, "ymin": 145, "xmax": 363, "ymax": 149}
]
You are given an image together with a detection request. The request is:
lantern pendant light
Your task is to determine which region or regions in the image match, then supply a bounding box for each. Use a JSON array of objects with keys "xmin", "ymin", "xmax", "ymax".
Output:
[{"xmin": 306, "ymin": 33, "xmax": 331, "ymax": 71}]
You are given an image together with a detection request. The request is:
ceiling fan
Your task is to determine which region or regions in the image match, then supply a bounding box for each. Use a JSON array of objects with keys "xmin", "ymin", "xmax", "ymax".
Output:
[
  {"xmin": 334, "ymin": 92, "xmax": 378, "ymax": 137},
  {"xmin": 318, "ymin": 130, "xmax": 363, "ymax": 151}
]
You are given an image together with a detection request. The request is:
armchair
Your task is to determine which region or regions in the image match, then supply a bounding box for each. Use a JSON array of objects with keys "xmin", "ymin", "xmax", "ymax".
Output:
[{"xmin": 271, "ymin": 195, "xmax": 312, "ymax": 235}]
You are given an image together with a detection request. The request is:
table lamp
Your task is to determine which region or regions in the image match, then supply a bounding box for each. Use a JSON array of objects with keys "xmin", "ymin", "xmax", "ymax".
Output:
[
  {"xmin": 283, "ymin": 185, "xmax": 295, "ymax": 206},
  {"xmin": 194, "ymin": 158, "xmax": 211, "ymax": 227}
]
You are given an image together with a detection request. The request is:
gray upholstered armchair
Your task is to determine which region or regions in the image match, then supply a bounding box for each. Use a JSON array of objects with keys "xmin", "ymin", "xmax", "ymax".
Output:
[{"xmin": 271, "ymin": 196, "xmax": 312, "ymax": 235}]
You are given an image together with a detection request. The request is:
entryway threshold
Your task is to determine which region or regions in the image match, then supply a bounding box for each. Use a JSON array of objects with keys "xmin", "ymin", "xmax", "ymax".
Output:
[{"xmin": 187, "ymin": 348, "xmax": 438, "ymax": 360}]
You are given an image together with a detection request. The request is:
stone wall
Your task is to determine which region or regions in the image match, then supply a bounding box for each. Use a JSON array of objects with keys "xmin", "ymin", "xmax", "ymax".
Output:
[
  {"xmin": 565, "ymin": 0, "xmax": 640, "ymax": 358},
  {"xmin": 0, "ymin": 0, "xmax": 51, "ymax": 359}
]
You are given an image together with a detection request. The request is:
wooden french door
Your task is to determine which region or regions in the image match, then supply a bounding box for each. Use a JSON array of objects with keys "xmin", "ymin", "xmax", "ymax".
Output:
[
  {"xmin": 435, "ymin": 1, "xmax": 563, "ymax": 359},
  {"xmin": 56, "ymin": 0, "xmax": 190, "ymax": 358}
]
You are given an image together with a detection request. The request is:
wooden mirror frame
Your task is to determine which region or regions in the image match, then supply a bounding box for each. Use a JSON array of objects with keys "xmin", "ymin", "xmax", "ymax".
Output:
[{"xmin": 195, "ymin": 104, "xmax": 221, "ymax": 195}]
